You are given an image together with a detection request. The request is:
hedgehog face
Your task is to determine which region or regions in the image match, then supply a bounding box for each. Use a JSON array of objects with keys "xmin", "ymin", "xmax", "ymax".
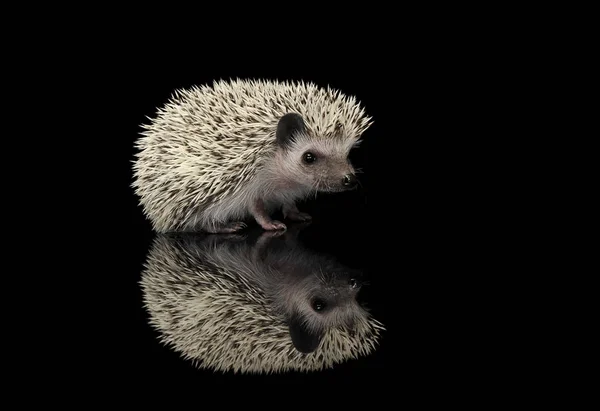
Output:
[
  {"xmin": 296, "ymin": 141, "xmax": 358, "ymax": 193},
  {"xmin": 275, "ymin": 113, "xmax": 360, "ymax": 194}
]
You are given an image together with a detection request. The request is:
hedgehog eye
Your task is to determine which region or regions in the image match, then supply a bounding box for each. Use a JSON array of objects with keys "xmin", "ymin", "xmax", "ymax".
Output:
[
  {"xmin": 303, "ymin": 152, "xmax": 316, "ymax": 164},
  {"xmin": 312, "ymin": 299, "xmax": 326, "ymax": 312}
]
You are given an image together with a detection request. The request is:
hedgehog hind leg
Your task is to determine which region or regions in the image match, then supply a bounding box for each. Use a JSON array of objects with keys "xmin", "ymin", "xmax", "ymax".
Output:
[{"xmin": 204, "ymin": 221, "xmax": 248, "ymax": 234}]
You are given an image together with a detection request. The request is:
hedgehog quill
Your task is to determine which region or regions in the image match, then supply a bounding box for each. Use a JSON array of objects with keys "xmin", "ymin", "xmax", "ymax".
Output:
[{"xmin": 132, "ymin": 79, "xmax": 372, "ymax": 233}]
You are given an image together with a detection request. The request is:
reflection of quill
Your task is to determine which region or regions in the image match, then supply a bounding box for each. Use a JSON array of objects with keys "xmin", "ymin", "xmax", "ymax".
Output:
[{"xmin": 140, "ymin": 226, "xmax": 384, "ymax": 374}]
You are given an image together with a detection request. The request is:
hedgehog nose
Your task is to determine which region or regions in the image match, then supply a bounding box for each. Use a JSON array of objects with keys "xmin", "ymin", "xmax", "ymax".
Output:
[{"xmin": 342, "ymin": 174, "xmax": 357, "ymax": 188}]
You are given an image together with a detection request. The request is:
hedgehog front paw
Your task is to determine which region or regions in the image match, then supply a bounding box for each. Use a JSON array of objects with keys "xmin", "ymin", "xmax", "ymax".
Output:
[
  {"xmin": 285, "ymin": 211, "xmax": 313, "ymax": 222},
  {"xmin": 260, "ymin": 220, "xmax": 287, "ymax": 231}
]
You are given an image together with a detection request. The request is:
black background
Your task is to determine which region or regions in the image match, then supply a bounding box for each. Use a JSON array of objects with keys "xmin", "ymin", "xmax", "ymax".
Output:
[{"xmin": 14, "ymin": 20, "xmax": 518, "ymax": 395}]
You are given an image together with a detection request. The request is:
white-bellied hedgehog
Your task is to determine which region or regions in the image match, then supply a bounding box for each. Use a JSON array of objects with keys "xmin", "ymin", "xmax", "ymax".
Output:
[
  {"xmin": 132, "ymin": 78, "xmax": 373, "ymax": 233},
  {"xmin": 139, "ymin": 224, "xmax": 385, "ymax": 374}
]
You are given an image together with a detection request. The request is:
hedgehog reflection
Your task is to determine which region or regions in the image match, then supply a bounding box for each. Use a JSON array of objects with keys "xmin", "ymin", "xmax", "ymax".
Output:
[{"xmin": 140, "ymin": 225, "xmax": 384, "ymax": 374}]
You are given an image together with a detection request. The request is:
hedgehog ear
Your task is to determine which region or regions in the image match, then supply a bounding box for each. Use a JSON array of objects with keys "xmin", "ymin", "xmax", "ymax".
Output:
[
  {"xmin": 288, "ymin": 313, "xmax": 323, "ymax": 354},
  {"xmin": 276, "ymin": 113, "xmax": 306, "ymax": 148}
]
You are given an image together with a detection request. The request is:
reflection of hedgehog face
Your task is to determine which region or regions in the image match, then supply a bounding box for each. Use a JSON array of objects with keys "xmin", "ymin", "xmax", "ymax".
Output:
[
  {"xmin": 250, "ymin": 230, "xmax": 371, "ymax": 354},
  {"xmin": 274, "ymin": 265, "xmax": 366, "ymax": 353},
  {"xmin": 294, "ymin": 272, "xmax": 362, "ymax": 329},
  {"xmin": 140, "ymin": 225, "xmax": 384, "ymax": 374}
]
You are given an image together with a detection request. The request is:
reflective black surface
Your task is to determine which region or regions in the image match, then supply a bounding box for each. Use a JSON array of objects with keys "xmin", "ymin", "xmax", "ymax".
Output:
[
  {"xmin": 124, "ymin": 189, "xmax": 391, "ymax": 382},
  {"xmin": 140, "ymin": 225, "xmax": 384, "ymax": 374}
]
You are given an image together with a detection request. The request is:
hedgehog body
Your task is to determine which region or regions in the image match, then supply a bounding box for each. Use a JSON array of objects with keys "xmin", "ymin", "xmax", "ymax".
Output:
[{"xmin": 132, "ymin": 79, "xmax": 372, "ymax": 233}]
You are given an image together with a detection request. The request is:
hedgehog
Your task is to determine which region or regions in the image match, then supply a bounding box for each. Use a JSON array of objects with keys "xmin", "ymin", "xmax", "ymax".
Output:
[
  {"xmin": 139, "ymin": 224, "xmax": 385, "ymax": 374},
  {"xmin": 132, "ymin": 78, "xmax": 373, "ymax": 233}
]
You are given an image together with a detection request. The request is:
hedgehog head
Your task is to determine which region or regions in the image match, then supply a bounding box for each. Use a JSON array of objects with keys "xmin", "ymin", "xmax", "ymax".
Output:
[{"xmin": 272, "ymin": 112, "xmax": 361, "ymax": 194}]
